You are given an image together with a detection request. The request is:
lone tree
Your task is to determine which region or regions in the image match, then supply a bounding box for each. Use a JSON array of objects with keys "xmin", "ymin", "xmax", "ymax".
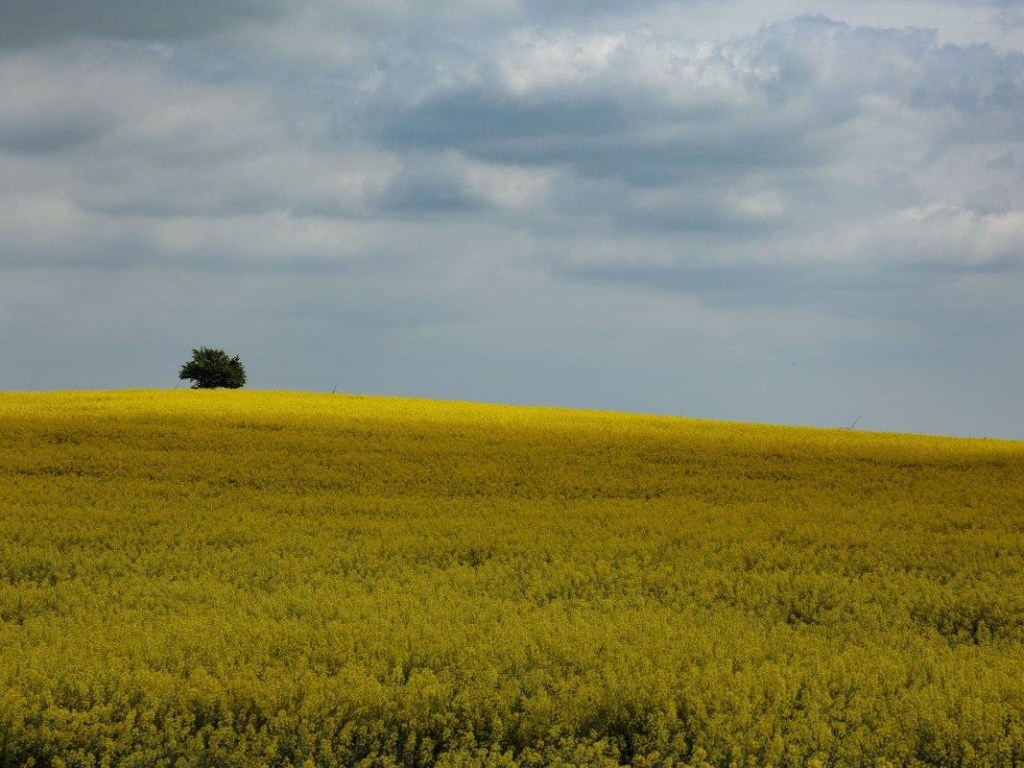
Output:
[{"xmin": 179, "ymin": 347, "xmax": 246, "ymax": 389}]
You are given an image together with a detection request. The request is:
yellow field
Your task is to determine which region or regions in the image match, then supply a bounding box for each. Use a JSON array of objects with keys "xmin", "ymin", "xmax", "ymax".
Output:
[{"xmin": 1, "ymin": 390, "xmax": 1023, "ymax": 768}]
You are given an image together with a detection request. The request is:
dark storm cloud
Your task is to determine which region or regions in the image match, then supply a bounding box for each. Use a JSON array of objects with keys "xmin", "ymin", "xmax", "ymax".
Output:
[{"xmin": 0, "ymin": 0, "xmax": 285, "ymax": 46}]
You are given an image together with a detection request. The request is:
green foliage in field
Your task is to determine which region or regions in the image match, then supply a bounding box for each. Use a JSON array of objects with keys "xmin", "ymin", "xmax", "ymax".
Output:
[
  {"xmin": 178, "ymin": 347, "xmax": 246, "ymax": 390},
  {"xmin": 1, "ymin": 390, "xmax": 1023, "ymax": 767}
]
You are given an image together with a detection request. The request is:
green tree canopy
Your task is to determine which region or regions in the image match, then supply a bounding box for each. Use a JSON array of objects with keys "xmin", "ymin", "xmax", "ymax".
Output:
[{"xmin": 178, "ymin": 347, "xmax": 246, "ymax": 389}]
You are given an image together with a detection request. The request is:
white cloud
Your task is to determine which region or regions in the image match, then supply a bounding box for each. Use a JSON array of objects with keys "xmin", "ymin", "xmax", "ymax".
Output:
[{"xmin": 867, "ymin": 205, "xmax": 1024, "ymax": 267}]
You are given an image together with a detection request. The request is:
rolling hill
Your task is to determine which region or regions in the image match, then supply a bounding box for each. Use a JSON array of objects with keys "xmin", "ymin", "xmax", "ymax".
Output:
[{"xmin": 1, "ymin": 390, "xmax": 1023, "ymax": 767}]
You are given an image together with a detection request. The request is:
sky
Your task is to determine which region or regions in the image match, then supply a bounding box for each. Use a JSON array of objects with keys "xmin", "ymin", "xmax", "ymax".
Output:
[{"xmin": 1, "ymin": 0, "xmax": 1023, "ymax": 438}]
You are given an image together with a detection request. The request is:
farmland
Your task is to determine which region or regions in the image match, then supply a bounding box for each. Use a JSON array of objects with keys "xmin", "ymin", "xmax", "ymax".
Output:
[{"xmin": 1, "ymin": 390, "xmax": 1023, "ymax": 767}]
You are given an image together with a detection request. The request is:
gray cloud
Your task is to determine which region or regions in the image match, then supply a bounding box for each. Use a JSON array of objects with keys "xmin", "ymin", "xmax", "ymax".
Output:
[
  {"xmin": 0, "ymin": 113, "xmax": 110, "ymax": 155},
  {"xmin": 380, "ymin": 92, "xmax": 829, "ymax": 186},
  {"xmin": 0, "ymin": 0, "xmax": 285, "ymax": 46},
  {"xmin": 381, "ymin": 92, "xmax": 629, "ymax": 154},
  {"xmin": 379, "ymin": 162, "xmax": 485, "ymax": 214}
]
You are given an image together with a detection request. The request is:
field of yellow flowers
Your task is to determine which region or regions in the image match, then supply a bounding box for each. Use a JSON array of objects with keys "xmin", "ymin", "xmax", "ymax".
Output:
[{"xmin": 1, "ymin": 390, "xmax": 1023, "ymax": 768}]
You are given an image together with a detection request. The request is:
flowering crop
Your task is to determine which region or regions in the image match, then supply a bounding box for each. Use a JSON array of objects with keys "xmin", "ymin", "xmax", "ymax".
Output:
[{"xmin": 1, "ymin": 390, "xmax": 1023, "ymax": 767}]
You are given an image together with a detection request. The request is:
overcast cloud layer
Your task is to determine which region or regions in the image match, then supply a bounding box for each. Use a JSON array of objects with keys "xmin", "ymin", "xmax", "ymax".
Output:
[{"xmin": 1, "ymin": 0, "xmax": 1022, "ymax": 438}]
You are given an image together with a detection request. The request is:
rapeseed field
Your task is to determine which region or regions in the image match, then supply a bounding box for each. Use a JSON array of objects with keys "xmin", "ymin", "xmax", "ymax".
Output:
[{"xmin": 1, "ymin": 390, "xmax": 1023, "ymax": 768}]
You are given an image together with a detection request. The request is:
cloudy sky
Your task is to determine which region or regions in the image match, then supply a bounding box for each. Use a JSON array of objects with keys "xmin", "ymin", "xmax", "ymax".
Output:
[{"xmin": 2, "ymin": 0, "xmax": 1023, "ymax": 438}]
